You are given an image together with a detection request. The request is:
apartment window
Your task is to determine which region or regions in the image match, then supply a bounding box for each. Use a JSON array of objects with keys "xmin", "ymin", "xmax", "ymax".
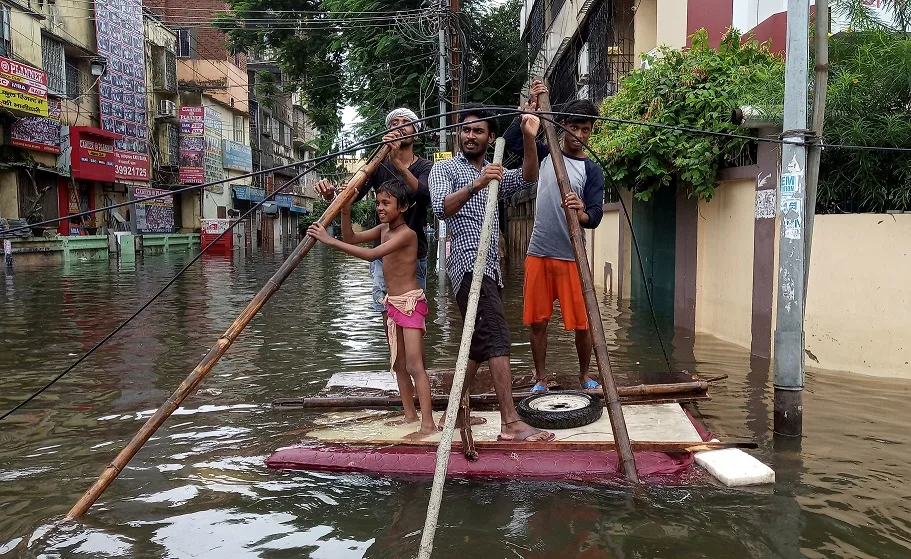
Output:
[
  {"xmin": 65, "ymin": 57, "xmax": 83, "ymax": 99},
  {"xmin": 0, "ymin": 5, "xmax": 10, "ymax": 58},
  {"xmin": 278, "ymin": 121, "xmax": 286, "ymax": 146},
  {"xmin": 176, "ymin": 28, "xmax": 192, "ymax": 58},
  {"xmin": 233, "ymin": 115, "xmax": 244, "ymax": 143},
  {"xmin": 262, "ymin": 112, "xmax": 272, "ymax": 137},
  {"xmin": 42, "ymin": 36, "xmax": 66, "ymax": 95}
]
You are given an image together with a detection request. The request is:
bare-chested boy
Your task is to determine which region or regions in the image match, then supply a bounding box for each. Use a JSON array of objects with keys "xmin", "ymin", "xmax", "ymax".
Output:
[{"xmin": 307, "ymin": 179, "xmax": 436, "ymax": 438}]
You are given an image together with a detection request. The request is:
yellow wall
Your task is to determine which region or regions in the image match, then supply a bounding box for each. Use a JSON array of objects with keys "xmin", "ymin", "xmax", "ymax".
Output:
[
  {"xmin": 656, "ymin": 0, "xmax": 688, "ymax": 49},
  {"xmin": 11, "ymin": 11, "xmax": 43, "ymax": 69},
  {"xmin": 804, "ymin": 214, "xmax": 911, "ymax": 378},
  {"xmin": 634, "ymin": 0, "xmax": 659, "ymax": 58},
  {"xmin": 590, "ymin": 208, "xmax": 621, "ymax": 294},
  {"xmin": 0, "ymin": 171, "xmax": 19, "ymax": 218},
  {"xmin": 694, "ymin": 178, "xmax": 756, "ymax": 349},
  {"xmin": 177, "ymin": 60, "xmax": 249, "ymax": 114}
]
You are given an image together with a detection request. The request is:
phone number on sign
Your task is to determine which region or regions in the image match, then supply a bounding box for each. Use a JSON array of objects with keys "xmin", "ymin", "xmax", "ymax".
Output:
[{"xmin": 116, "ymin": 165, "xmax": 148, "ymax": 179}]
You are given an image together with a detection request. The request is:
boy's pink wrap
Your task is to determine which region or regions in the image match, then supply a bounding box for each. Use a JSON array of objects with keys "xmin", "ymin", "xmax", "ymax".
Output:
[{"xmin": 384, "ymin": 289, "xmax": 428, "ymax": 372}]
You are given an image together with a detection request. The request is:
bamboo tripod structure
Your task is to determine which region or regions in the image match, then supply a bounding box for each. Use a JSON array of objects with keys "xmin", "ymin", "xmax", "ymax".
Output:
[
  {"xmin": 537, "ymin": 87, "xmax": 639, "ymax": 483},
  {"xmin": 65, "ymin": 145, "xmax": 391, "ymax": 520}
]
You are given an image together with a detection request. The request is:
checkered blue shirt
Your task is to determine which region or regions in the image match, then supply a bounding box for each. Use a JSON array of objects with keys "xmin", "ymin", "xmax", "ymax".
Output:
[{"xmin": 430, "ymin": 153, "xmax": 535, "ymax": 295}]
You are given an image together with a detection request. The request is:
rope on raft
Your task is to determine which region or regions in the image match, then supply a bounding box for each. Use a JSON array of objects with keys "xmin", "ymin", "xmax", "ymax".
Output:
[{"xmin": 417, "ymin": 137, "xmax": 506, "ymax": 559}]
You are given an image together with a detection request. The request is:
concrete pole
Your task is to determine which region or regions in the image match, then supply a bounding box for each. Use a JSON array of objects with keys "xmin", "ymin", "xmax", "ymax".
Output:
[
  {"xmin": 436, "ymin": 0, "xmax": 448, "ymax": 276},
  {"xmin": 804, "ymin": 0, "xmax": 828, "ymax": 300},
  {"xmin": 774, "ymin": 0, "xmax": 811, "ymax": 437}
]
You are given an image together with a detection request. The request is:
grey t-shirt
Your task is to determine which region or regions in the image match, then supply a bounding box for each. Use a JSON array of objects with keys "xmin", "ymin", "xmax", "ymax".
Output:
[{"xmin": 504, "ymin": 118, "xmax": 605, "ymax": 261}]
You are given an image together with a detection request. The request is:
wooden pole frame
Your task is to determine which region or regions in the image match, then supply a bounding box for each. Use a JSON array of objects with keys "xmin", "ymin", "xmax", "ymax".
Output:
[
  {"xmin": 65, "ymin": 145, "xmax": 391, "ymax": 520},
  {"xmin": 536, "ymin": 86, "xmax": 639, "ymax": 483}
]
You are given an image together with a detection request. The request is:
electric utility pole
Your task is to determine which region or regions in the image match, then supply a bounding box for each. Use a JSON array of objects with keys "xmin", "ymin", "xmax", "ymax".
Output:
[
  {"xmin": 774, "ymin": 0, "xmax": 811, "ymax": 437},
  {"xmin": 436, "ymin": 0, "xmax": 448, "ymax": 275}
]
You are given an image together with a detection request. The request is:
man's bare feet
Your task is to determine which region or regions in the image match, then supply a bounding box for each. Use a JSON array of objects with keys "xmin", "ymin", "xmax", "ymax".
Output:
[
  {"xmin": 497, "ymin": 419, "xmax": 555, "ymax": 442},
  {"xmin": 384, "ymin": 414, "xmax": 420, "ymax": 427},
  {"xmin": 403, "ymin": 422, "xmax": 440, "ymax": 440}
]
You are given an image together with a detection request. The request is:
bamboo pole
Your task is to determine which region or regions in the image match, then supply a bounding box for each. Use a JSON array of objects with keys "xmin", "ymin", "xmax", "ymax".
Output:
[
  {"xmin": 270, "ymin": 381, "xmax": 710, "ymax": 410},
  {"xmin": 536, "ymin": 87, "xmax": 639, "ymax": 483},
  {"xmin": 64, "ymin": 146, "xmax": 391, "ymax": 520},
  {"xmin": 417, "ymin": 138, "xmax": 507, "ymax": 559}
]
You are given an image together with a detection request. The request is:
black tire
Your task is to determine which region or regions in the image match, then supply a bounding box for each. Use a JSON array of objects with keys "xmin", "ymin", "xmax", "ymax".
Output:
[{"xmin": 517, "ymin": 391, "xmax": 603, "ymax": 430}]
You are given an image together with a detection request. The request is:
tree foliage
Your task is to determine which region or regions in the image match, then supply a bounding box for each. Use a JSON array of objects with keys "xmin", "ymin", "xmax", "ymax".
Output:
[
  {"xmin": 217, "ymin": 0, "xmax": 527, "ymax": 153},
  {"xmin": 590, "ymin": 29, "xmax": 785, "ymax": 201},
  {"xmin": 817, "ymin": 30, "xmax": 911, "ymax": 212}
]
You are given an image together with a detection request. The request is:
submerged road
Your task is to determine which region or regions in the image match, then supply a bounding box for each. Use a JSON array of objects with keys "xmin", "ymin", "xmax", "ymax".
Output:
[{"xmin": 1, "ymin": 246, "xmax": 910, "ymax": 558}]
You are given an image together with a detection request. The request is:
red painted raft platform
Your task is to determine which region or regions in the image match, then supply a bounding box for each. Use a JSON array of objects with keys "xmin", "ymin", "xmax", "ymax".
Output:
[{"xmin": 266, "ymin": 403, "xmax": 715, "ymax": 483}]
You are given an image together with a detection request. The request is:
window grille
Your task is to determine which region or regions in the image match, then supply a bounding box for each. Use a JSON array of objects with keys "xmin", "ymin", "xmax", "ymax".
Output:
[
  {"xmin": 42, "ymin": 36, "xmax": 66, "ymax": 95},
  {"xmin": 176, "ymin": 29, "xmax": 192, "ymax": 58},
  {"xmin": 526, "ymin": 0, "xmax": 545, "ymax": 63}
]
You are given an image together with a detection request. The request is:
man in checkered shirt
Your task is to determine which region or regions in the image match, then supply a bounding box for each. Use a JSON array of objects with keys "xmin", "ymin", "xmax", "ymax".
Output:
[{"xmin": 430, "ymin": 102, "xmax": 555, "ymax": 442}]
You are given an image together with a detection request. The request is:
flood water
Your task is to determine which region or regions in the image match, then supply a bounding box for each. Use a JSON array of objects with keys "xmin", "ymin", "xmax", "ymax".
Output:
[{"xmin": 1, "ymin": 246, "xmax": 910, "ymax": 558}]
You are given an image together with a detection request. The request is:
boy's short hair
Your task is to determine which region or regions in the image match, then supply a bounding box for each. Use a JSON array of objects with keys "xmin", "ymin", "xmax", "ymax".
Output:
[
  {"xmin": 459, "ymin": 102, "xmax": 498, "ymax": 135},
  {"xmin": 376, "ymin": 178, "xmax": 411, "ymax": 209},
  {"xmin": 560, "ymin": 99, "xmax": 599, "ymax": 126}
]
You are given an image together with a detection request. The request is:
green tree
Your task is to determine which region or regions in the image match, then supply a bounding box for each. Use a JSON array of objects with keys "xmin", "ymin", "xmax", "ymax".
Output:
[
  {"xmin": 590, "ymin": 29, "xmax": 785, "ymax": 201},
  {"xmin": 817, "ymin": 30, "xmax": 911, "ymax": 212},
  {"xmin": 217, "ymin": 0, "xmax": 527, "ymax": 149}
]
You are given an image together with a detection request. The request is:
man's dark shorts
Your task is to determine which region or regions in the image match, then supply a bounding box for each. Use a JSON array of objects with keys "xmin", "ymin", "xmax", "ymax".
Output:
[{"xmin": 455, "ymin": 272, "xmax": 511, "ymax": 363}]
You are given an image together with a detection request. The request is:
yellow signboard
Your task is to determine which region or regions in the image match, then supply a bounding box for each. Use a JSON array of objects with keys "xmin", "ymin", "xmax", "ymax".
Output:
[
  {"xmin": 0, "ymin": 57, "xmax": 49, "ymax": 117},
  {"xmin": 433, "ymin": 151, "xmax": 453, "ymax": 162}
]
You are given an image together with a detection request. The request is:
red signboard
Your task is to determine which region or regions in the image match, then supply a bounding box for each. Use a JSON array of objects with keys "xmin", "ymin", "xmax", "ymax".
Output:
[
  {"xmin": 66, "ymin": 126, "xmax": 121, "ymax": 182},
  {"xmin": 115, "ymin": 150, "xmax": 149, "ymax": 181}
]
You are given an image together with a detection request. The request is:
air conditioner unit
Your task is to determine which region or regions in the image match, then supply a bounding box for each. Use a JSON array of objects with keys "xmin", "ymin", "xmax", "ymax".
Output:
[
  {"xmin": 578, "ymin": 42, "xmax": 590, "ymax": 84},
  {"xmin": 158, "ymin": 99, "xmax": 177, "ymax": 118}
]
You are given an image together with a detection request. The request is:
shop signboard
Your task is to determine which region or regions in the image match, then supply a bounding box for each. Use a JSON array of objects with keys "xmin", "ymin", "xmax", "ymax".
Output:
[
  {"xmin": 12, "ymin": 98, "xmax": 61, "ymax": 153},
  {"xmin": 94, "ymin": 0, "xmax": 150, "ymax": 181},
  {"xmin": 203, "ymin": 107, "xmax": 224, "ymax": 183},
  {"xmin": 179, "ymin": 106, "xmax": 205, "ymax": 184},
  {"xmin": 133, "ymin": 186, "xmax": 174, "ymax": 234},
  {"xmin": 0, "ymin": 56, "xmax": 48, "ymax": 117},
  {"xmin": 222, "ymin": 139, "xmax": 253, "ymax": 172}
]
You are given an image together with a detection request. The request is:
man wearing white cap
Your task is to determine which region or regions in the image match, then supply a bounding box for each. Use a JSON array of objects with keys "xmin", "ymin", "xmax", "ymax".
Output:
[{"xmin": 316, "ymin": 107, "xmax": 433, "ymax": 312}]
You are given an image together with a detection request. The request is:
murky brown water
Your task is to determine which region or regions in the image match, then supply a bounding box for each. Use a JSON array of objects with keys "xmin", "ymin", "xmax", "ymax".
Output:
[{"xmin": 1, "ymin": 246, "xmax": 910, "ymax": 558}]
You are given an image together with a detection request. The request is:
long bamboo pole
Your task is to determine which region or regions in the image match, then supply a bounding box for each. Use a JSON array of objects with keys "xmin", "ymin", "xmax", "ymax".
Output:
[
  {"xmin": 537, "ymin": 87, "xmax": 639, "ymax": 483},
  {"xmin": 417, "ymin": 138, "xmax": 507, "ymax": 559},
  {"xmin": 65, "ymin": 145, "xmax": 391, "ymax": 520},
  {"xmin": 270, "ymin": 381, "xmax": 710, "ymax": 410}
]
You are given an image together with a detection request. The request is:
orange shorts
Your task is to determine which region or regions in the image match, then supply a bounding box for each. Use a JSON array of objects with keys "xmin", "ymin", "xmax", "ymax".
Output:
[{"xmin": 523, "ymin": 255, "xmax": 588, "ymax": 330}]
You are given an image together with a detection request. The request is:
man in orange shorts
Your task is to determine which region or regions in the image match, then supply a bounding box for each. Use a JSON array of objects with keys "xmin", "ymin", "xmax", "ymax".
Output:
[{"xmin": 503, "ymin": 81, "xmax": 604, "ymax": 392}]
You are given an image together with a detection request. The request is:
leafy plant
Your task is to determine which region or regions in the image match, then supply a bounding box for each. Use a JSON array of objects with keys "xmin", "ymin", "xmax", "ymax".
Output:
[
  {"xmin": 817, "ymin": 29, "xmax": 911, "ymax": 213},
  {"xmin": 589, "ymin": 29, "xmax": 785, "ymax": 201}
]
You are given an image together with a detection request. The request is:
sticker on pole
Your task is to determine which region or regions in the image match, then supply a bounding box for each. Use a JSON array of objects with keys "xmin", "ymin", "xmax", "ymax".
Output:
[
  {"xmin": 433, "ymin": 151, "xmax": 452, "ymax": 162},
  {"xmin": 780, "ymin": 173, "xmax": 802, "ymax": 197}
]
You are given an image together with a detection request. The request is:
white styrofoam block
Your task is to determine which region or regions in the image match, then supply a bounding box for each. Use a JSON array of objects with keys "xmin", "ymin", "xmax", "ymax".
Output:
[{"xmin": 695, "ymin": 447, "xmax": 776, "ymax": 487}]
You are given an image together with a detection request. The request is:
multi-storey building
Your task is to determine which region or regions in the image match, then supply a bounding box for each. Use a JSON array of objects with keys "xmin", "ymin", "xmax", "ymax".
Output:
[
  {"xmin": 248, "ymin": 49, "xmax": 319, "ymax": 248},
  {"xmin": 145, "ymin": 0, "xmax": 251, "ymax": 236}
]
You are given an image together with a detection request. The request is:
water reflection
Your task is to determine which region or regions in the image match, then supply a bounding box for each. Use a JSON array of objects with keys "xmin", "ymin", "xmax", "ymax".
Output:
[{"xmin": 0, "ymin": 247, "xmax": 910, "ymax": 558}]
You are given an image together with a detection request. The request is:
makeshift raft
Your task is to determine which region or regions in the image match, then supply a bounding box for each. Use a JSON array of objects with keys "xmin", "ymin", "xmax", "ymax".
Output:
[{"xmin": 264, "ymin": 369, "xmax": 762, "ymax": 484}]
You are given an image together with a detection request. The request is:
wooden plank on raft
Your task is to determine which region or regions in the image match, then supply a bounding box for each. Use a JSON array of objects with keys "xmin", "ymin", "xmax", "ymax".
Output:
[{"xmin": 271, "ymin": 381, "xmax": 710, "ymax": 410}]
